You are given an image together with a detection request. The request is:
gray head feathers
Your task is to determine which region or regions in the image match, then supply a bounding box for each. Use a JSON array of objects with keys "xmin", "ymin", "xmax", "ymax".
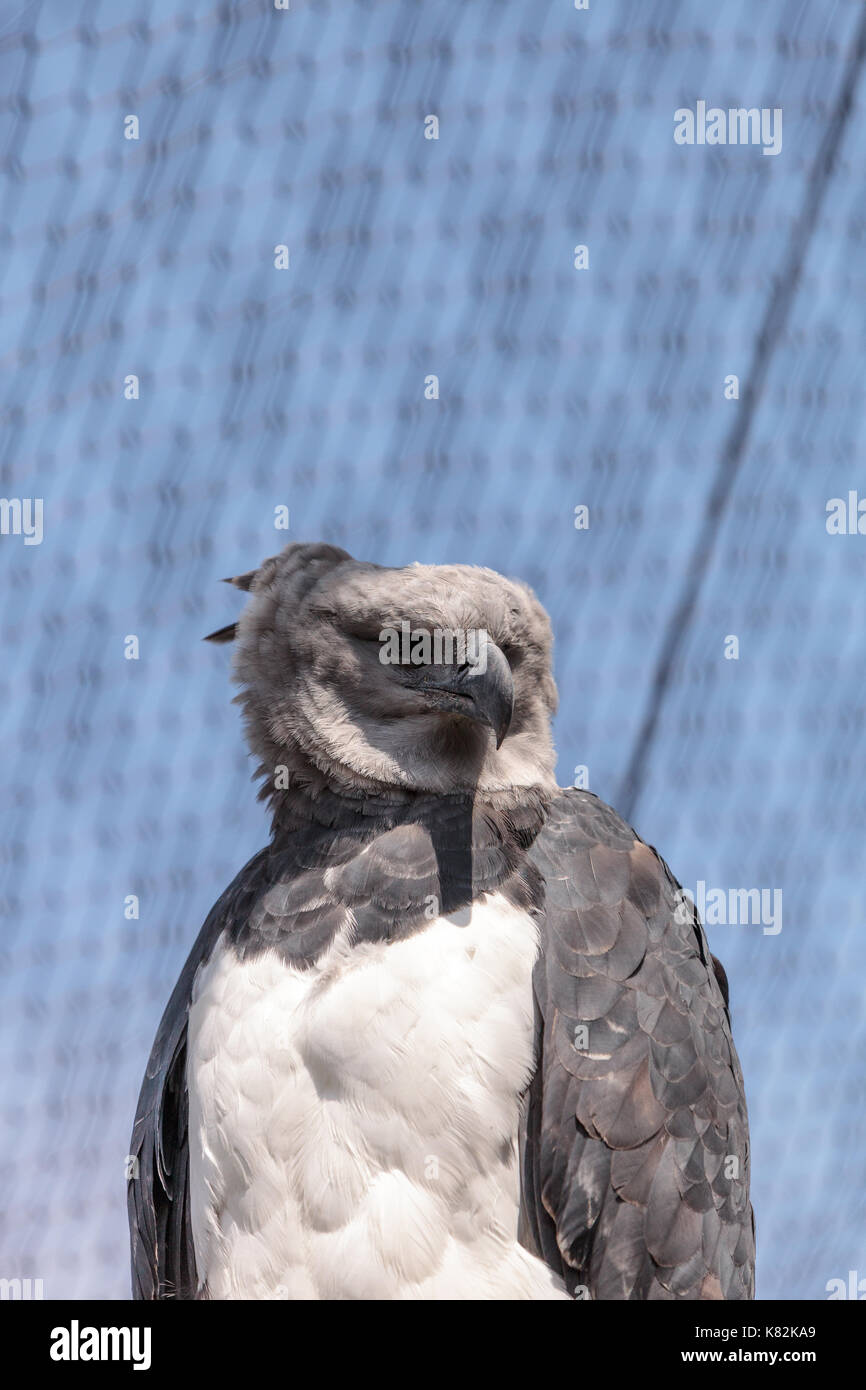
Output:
[{"xmin": 206, "ymin": 542, "xmax": 558, "ymax": 804}]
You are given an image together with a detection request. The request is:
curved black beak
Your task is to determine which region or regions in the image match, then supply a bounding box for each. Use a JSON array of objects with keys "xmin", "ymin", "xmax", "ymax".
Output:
[{"xmin": 410, "ymin": 638, "xmax": 514, "ymax": 748}]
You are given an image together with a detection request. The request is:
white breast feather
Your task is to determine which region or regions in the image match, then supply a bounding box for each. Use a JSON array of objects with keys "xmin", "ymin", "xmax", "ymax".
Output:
[{"xmin": 186, "ymin": 892, "xmax": 569, "ymax": 1300}]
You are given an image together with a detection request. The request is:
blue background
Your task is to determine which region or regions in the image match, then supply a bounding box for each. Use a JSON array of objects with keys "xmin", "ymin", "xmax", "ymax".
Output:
[{"xmin": 1, "ymin": 0, "xmax": 864, "ymax": 1299}]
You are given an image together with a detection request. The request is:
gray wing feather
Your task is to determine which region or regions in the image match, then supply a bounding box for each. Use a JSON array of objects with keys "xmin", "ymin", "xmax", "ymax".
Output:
[
  {"xmin": 127, "ymin": 849, "xmax": 270, "ymax": 1299},
  {"xmin": 523, "ymin": 789, "xmax": 755, "ymax": 1300}
]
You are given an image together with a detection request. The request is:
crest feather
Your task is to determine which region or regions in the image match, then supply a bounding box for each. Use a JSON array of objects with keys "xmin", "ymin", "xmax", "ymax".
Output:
[
  {"xmin": 221, "ymin": 570, "xmax": 258, "ymax": 592},
  {"xmin": 203, "ymin": 622, "xmax": 238, "ymax": 644}
]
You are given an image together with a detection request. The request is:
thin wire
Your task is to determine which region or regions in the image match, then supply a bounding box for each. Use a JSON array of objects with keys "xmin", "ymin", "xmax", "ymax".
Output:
[{"xmin": 617, "ymin": 10, "xmax": 866, "ymax": 822}]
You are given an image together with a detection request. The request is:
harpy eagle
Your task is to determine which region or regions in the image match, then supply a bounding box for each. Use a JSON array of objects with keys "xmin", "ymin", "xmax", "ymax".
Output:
[{"xmin": 128, "ymin": 542, "xmax": 755, "ymax": 1300}]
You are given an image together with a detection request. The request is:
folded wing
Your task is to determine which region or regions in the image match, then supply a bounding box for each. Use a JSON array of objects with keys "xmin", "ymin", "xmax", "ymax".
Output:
[{"xmin": 521, "ymin": 789, "xmax": 755, "ymax": 1300}]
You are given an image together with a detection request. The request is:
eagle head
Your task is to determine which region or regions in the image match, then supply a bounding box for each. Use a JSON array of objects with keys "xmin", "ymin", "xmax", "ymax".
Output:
[{"xmin": 207, "ymin": 542, "xmax": 559, "ymax": 799}]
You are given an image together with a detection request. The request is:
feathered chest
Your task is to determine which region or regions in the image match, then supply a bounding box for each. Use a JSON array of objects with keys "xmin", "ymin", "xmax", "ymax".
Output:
[{"xmin": 185, "ymin": 892, "xmax": 565, "ymax": 1300}]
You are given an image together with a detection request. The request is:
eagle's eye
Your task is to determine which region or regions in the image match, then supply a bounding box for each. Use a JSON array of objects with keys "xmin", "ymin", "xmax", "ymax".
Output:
[
  {"xmin": 501, "ymin": 644, "xmax": 522, "ymax": 669},
  {"xmin": 342, "ymin": 622, "xmax": 383, "ymax": 644}
]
